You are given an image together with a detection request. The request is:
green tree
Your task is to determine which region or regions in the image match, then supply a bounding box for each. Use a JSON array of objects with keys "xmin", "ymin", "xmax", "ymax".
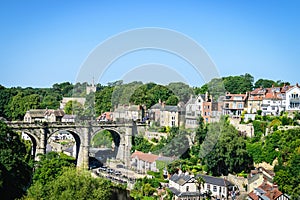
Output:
[
  {"xmin": 64, "ymin": 100, "xmax": 84, "ymax": 115},
  {"xmin": 95, "ymin": 86, "xmax": 114, "ymax": 115},
  {"xmin": 5, "ymin": 92, "xmax": 40, "ymax": 120},
  {"xmin": 0, "ymin": 121, "xmax": 32, "ymax": 199},
  {"xmin": 91, "ymin": 130, "xmax": 113, "ymax": 148},
  {"xmin": 167, "ymin": 82, "xmax": 193, "ymax": 103},
  {"xmin": 32, "ymin": 152, "xmax": 75, "ymax": 185},
  {"xmin": 195, "ymin": 175, "xmax": 205, "ymax": 199},
  {"xmin": 166, "ymin": 95, "xmax": 179, "ymax": 106},
  {"xmin": 27, "ymin": 167, "xmax": 112, "ymax": 200},
  {"xmin": 254, "ymin": 79, "xmax": 276, "ymax": 88},
  {"xmin": 203, "ymin": 119, "xmax": 252, "ymax": 175}
]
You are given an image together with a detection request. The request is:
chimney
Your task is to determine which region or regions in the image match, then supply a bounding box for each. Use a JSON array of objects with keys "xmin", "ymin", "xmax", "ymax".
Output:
[
  {"xmin": 270, "ymin": 189, "xmax": 274, "ymax": 199},
  {"xmin": 205, "ymin": 92, "xmax": 208, "ymax": 101},
  {"xmin": 158, "ymin": 99, "xmax": 162, "ymax": 104},
  {"xmin": 162, "ymin": 101, "xmax": 165, "ymax": 108}
]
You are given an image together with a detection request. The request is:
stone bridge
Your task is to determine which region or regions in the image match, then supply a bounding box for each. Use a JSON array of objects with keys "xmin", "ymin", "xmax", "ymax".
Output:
[{"xmin": 6, "ymin": 121, "xmax": 145, "ymax": 169}]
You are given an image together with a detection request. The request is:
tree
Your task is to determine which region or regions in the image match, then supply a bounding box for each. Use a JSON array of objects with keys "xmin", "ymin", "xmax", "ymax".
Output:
[
  {"xmin": 95, "ymin": 86, "xmax": 114, "ymax": 115},
  {"xmin": 32, "ymin": 152, "xmax": 75, "ymax": 185},
  {"xmin": 195, "ymin": 175, "xmax": 205, "ymax": 199},
  {"xmin": 194, "ymin": 84, "xmax": 208, "ymax": 95},
  {"xmin": 0, "ymin": 120, "xmax": 32, "ymax": 199},
  {"xmin": 64, "ymin": 100, "xmax": 84, "ymax": 115},
  {"xmin": 26, "ymin": 167, "xmax": 112, "ymax": 200},
  {"xmin": 5, "ymin": 92, "xmax": 40, "ymax": 120},
  {"xmin": 166, "ymin": 95, "xmax": 179, "ymax": 106},
  {"xmin": 203, "ymin": 119, "xmax": 252, "ymax": 176},
  {"xmin": 223, "ymin": 73, "xmax": 254, "ymax": 94},
  {"xmin": 167, "ymin": 82, "xmax": 193, "ymax": 103},
  {"xmin": 254, "ymin": 79, "xmax": 276, "ymax": 88}
]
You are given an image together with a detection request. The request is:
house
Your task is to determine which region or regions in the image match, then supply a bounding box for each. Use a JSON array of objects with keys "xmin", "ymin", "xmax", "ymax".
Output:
[
  {"xmin": 285, "ymin": 84, "xmax": 300, "ymax": 112},
  {"xmin": 62, "ymin": 114, "xmax": 77, "ymax": 123},
  {"xmin": 185, "ymin": 93, "xmax": 213, "ymax": 128},
  {"xmin": 260, "ymin": 86, "xmax": 286, "ymax": 116},
  {"xmin": 113, "ymin": 104, "xmax": 145, "ymax": 123},
  {"xmin": 96, "ymin": 112, "xmax": 113, "ymax": 122},
  {"xmin": 169, "ymin": 173, "xmax": 234, "ymax": 200},
  {"xmin": 247, "ymin": 183, "xmax": 289, "ymax": 200},
  {"xmin": 185, "ymin": 94, "xmax": 204, "ymax": 128},
  {"xmin": 247, "ymin": 167, "xmax": 275, "ymax": 193},
  {"xmin": 247, "ymin": 87, "xmax": 266, "ymax": 114},
  {"xmin": 24, "ymin": 109, "xmax": 65, "ymax": 123},
  {"xmin": 24, "ymin": 109, "xmax": 46, "ymax": 123},
  {"xmin": 149, "ymin": 100, "xmax": 181, "ymax": 127},
  {"xmin": 222, "ymin": 92, "xmax": 248, "ymax": 117},
  {"xmin": 130, "ymin": 151, "xmax": 159, "ymax": 173}
]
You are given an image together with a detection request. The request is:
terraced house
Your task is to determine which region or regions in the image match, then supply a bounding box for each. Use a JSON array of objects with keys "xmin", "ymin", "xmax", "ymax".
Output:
[{"xmin": 169, "ymin": 172, "xmax": 233, "ymax": 200}]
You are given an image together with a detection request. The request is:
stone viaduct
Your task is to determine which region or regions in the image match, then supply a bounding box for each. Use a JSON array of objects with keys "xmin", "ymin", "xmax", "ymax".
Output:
[{"xmin": 6, "ymin": 121, "xmax": 145, "ymax": 169}]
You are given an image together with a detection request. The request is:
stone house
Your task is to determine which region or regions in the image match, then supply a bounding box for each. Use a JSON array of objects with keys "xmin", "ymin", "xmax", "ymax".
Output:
[
  {"xmin": 247, "ymin": 167, "xmax": 275, "ymax": 193},
  {"xmin": 149, "ymin": 100, "xmax": 182, "ymax": 127},
  {"xmin": 24, "ymin": 109, "xmax": 65, "ymax": 123},
  {"xmin": 113, "ymin": 104, "xmax": 145, "ymax": 123},
  {"xmin": 169, "ymin": 173, "xmax": 233, "ymax": 200},
  {"xmin": 185, "ymin": 93, "xmax": 213, "ymax": 128}
]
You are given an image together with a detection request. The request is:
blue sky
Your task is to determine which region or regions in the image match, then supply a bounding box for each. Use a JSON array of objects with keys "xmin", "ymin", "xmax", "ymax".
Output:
[{"xmin": 0, "ymin": 0, "xmax": 299, "ymax": 88}]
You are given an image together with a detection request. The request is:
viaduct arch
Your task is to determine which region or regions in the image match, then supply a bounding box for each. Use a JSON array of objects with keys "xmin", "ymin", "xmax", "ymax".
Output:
[{"xmin": 6, "ymin": 121, "xmax": 142, "ymax": 169}]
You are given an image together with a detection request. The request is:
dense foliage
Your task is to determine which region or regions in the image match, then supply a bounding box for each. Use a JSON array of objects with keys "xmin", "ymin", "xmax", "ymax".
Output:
[
  {"xmin": 201, "ymin": 118, "xmax": 253, "ymax": 176},
  {"xmin": 27, "ymin": 167, "xmax": 112, "ymax": 200},
  {"xmin": 130, "ymin": 177, "xmax": 161, "ymax": 199},
  {"xmin": 91, "ymin": 130, "xmax": 113, "ymax": 148},
  {"xmin": 0, "ymin": 120, "xmax": 32, "ymax": 199},
  {"xmin": 26, "ymin": 152, "xmax": 111, "ymax": 200}
]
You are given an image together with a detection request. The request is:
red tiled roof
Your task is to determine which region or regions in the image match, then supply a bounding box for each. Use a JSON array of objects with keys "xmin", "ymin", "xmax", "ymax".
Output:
[
  {"xmin": 248, "ymin": 96, "xmax": 263, "ymax": 101},
  {"xmin": 251, "ymin": 88, "xmax": 266, "ymax": 95},
  {"xmin": 131, "ymin": 151, "xmax": 159, "ymax": 163},
  {"xmin": 264, "ymin": 92, "xmax": 282, "ymax": 100},
  {"xmin": 259, "ymin": 183, "xmax": 283, "ymax": 200},
  {"xmin": 248, "ymin": 191, "xmax": 259, "ymax": 200}
]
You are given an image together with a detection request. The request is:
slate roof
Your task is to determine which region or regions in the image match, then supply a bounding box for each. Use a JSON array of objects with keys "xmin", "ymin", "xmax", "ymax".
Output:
[
  {"xmin": 196, "ymin": 174, "xmax": 233, "ymax": 187},
  {"xmin": 161, "ymin": 105, "xmax": 178, "ymax": 112},
  {"xmin": 62, "ymin": 115, "xmax": 77, "ymax": 120},
  {"xmin": 170, "ymin": 173, "xmax": 193, "ymax": 185},
  {"xmin": 169, "ymin": 187, "xmax": 200, "ymax": 197},
  {"xmin": 26, "ymin": 109, "xmax": 47, "ymax": 118}
]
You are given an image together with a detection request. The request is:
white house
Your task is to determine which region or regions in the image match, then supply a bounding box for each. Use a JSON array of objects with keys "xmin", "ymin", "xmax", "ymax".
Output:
[
  {"xmin": 169, "ymin": 173, "xmax": 233, "ymax": 200},
  {"xmin": 130, "ymin": 151, "xmax": 159, "ymax": 173},
  {"xmin": 285, "ymin": 84, "xmax": 300, "ymax": 112}
]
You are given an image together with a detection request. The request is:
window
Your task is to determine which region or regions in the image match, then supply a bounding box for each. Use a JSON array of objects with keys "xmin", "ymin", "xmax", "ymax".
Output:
[
  {"xmin": 213, "ymin": 186, "xmax": 217, "ymax": 192},
  {"xmin": 186, "ymin": 186, "xmax": 189, "ymax": 192},
  {"xmin": 207, "ymin": 184, "xmax": 210, "ymax": 190},
  {"xmin": 238, "ymin": 103, "xmax": 243, "ymax": 108}
]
